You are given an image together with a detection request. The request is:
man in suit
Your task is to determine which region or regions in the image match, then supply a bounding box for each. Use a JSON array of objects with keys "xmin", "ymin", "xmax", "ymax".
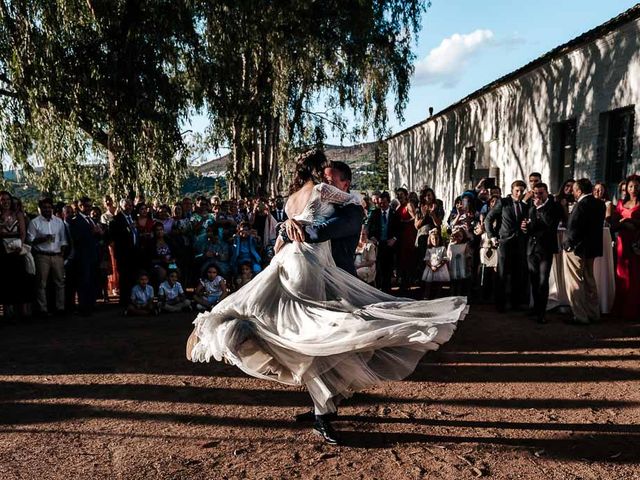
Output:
[
  {"xmin": 280, "ymin": 159, "xmax": 364, "ymax": 444},
  {"xmin": 522, "ymin": 172, "xmax": 542, "ymax": 205},
  {"xmin": 562, "ymin": 178, "xmax": 606, "ymax": 325},
  {"xmin": 69, "ymin": 196, "xmax": 100, "ymax": 316},
  {"xmin": 270, "ymin": 195, "xmax": 288, "ymax": 223},
  {"xmin": 485, "ymin": 180, "xmax": 529, "ymax": 312},
  {"xmin": 110, "ymin": 198, "xmax": 140, "ymax": 309},
  {"xmin": 521, "ymin": 183, "xmax": 562, "ymax": 323},
  {"xmin": 282, "ymin": 161, "xmax": 364, "ymax": 275},
  {"xmin": 368, "ymin": 191, "xmax": 401, "ymax": 292}
]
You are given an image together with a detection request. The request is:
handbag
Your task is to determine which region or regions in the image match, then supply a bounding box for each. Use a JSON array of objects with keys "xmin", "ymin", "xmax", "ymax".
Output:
[{"xmin": 2, "ymin": 238, "xmax": 22, "ymax": 253}]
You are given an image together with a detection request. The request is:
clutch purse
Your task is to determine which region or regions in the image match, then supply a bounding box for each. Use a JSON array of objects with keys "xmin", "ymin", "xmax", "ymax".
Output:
[{"xmin": 2, "ymin": 238, "xmax": 22, "ymax": 253}]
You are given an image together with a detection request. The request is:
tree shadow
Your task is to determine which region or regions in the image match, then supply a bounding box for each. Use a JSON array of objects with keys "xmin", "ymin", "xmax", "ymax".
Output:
[
  {"xmin": 1, "ymin": 402, "xmax": 638, "ymax": 463},
  {"xmin": 390, "ymin": 12, "xmax": 640, "ymax": 203},
  {"xmin": 1, "ymin": 306, "xmax": 639, "ymax": 387},
  {"xmin": 435, "ymin": 305, "xmax": 640, "ymax": 354},
  {"xmin": 406, "ymin": 364, "xmax": 639, "ymax": 383},
  {"xmin": 3, "ymin": 380, "xmax": 639, "ymax": 411},
  {"xmin": 0, "ymin": 311, "xmax": 241, "ymax": 377},
  {"xmin": 337, "ymin": 430, "xmax": 640, "ymax": 463}
]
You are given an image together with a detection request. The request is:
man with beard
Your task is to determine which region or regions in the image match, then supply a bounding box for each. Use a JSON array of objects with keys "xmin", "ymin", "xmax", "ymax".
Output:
[
  {"xmin": 280, "ymin": 159, "xmax": 365, "ymax": 443},
  {"xmin": 521, "ymin": 183, "xmax": 562, "ymax": 323}
]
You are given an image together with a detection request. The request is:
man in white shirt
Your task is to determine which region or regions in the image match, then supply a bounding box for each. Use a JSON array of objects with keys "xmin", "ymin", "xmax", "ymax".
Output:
[{"xmin": 27, "ymin": 197, "xmax": 68, "ymax": 315}]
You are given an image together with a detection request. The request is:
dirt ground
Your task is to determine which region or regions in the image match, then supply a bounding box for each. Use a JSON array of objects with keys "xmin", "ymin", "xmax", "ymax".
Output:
[{"xmin": 0, "ymin": 303, "xmax": 639, "ymax": 480}]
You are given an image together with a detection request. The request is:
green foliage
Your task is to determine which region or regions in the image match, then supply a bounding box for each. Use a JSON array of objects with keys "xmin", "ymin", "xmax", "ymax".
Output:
[
  {"xmin": 1, "ymin": 1, "xmax": 428, "ymax": 199},
  {"xmin": 0, "ymin": 0, "xmax": 195, "ymax": 199},
  {"xmin": 355, "ymin": 142, "xmax": 390, "ymax": 193},
  {"xmin": 193, "ymin": 0, "xmax": 426, "ymax": 196}
]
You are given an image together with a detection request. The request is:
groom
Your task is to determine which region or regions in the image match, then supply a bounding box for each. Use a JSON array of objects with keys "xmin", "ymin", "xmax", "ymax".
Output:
[
  {"xmin": 283, "ymin": 160, "xmax": 364, "ymax": 274},
  {"xmin": 280, "ymin": 159, "xmax": 364, "ymax": 445}
]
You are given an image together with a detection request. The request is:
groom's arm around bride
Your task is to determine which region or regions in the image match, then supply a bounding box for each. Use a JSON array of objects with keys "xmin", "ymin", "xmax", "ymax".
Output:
[{"xmin": 297, "ymin": 204, "xmax": 364, "ymax": 276}]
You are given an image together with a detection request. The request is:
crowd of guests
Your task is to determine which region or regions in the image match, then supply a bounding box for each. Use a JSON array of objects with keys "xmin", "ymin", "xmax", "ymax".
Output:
[
  {"xmin": 0, "ymin": 192, "xmax": 286, "ymax": 318},
  {"xmin": 356, "ymin": 172, "xmax": 639, "ymax": 323},
  {"xmin": 0, "ymin": 171, "xmax": 638, "ymax": 323}
]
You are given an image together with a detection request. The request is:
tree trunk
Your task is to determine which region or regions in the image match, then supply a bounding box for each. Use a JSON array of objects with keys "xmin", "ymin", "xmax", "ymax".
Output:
[
  {"xmin": 107, "ymin": 147, "xmax": 136, "ymax": 200},
  {"xmin": 230, "ymin": 118, "xmax": 243, "ymax": 199}
]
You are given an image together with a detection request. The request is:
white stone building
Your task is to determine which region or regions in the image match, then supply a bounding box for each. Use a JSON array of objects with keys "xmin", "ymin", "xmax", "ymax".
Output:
[{"xmin": 387, "ymin": 5, "xmax": 640, "ymax": 207}]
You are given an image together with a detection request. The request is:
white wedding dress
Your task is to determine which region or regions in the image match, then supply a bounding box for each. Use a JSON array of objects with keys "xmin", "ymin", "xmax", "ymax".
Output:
[{"xmin": 188, "ymin": 183, "xmax": 468, "ymax": 414}]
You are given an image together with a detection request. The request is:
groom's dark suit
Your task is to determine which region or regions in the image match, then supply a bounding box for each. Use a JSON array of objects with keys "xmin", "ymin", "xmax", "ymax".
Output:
[{"xmin": 303, "ymin": 204, "xmax": 364, "ymax": 276}]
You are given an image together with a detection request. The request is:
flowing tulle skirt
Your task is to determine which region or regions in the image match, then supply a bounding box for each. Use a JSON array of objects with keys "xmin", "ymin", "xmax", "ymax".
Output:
[{"xmin": 188, "ymin": 241, "xmax": 467, "ymax": 413}]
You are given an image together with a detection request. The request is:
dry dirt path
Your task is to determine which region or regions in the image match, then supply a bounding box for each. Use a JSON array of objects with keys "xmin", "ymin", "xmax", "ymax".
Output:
[{"xmin": 0, "ymin": 304, "xmax": 639, "ymax": 479}]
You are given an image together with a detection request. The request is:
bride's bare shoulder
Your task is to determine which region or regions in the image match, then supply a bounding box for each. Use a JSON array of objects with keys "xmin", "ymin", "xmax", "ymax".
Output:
[{"xmin": 286, "ymin": 182, "xmax": 315, "ymax": 217}]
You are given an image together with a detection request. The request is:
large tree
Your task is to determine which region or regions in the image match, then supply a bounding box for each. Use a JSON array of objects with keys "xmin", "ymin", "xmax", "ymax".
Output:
[
  {"xmin": 1, "ymin": 1, "xmax": 427, "ymax": 199},
  {"xmin": 0, "ymin": 0, "xmax": 197, "ymax": 199},
  {"xmin": 194, "ymin": 0, "xmax": 426, "ymax": 197}
]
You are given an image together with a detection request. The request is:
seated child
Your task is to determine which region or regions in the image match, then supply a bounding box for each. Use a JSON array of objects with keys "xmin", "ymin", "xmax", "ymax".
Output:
[
  {"xmin": 127, "ymin": 271, "xmax": 158, "ymax": 316},
  {"xmin": 234, "ymin": 262, "xmax": 254, "ymax": 290},
  {"xmin": 158, "ymin": 270, "xmax": 192, "ymax": 313},
  {"xmin": 193, "ymin": 265, "xmax": 228, "ymax": 312}
]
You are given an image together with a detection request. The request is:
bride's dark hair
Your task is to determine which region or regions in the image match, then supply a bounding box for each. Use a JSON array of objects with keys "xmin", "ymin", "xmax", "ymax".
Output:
[{"xmin": 289, "ymin": 149, "xmax": 330, "ymax": 194}]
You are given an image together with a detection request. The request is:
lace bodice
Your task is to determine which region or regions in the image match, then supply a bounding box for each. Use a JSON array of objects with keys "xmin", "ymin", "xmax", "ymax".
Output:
[{"xmin": 287, "ymin": 183, "xmax": 361, "ymax": 225}]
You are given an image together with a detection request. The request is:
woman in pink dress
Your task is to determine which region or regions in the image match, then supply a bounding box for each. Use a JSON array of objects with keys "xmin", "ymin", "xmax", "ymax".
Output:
[{"xmin": 612, "ymin": 174, "xmax": 640, "ymax": 320}]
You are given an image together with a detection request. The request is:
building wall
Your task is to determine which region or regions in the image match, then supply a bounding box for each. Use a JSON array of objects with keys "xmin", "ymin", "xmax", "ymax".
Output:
[{"xmin": 388, "ymin": 17, "xmax": 640, "ymax": 208}]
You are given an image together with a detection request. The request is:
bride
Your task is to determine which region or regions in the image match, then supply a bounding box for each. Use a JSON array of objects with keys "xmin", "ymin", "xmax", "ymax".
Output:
[{"xmin": 187, "ymin": 150, "xmax": 467, "ymax": 445}]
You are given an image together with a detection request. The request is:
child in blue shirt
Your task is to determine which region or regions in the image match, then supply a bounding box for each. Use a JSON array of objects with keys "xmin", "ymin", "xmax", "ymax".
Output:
[
  {"xmin": 127, "ymin": 271, "xmax": 157, "ymax": 316},
  {"xmin": 158, "ymin": 270, "xmax": 192, "ymax": 313}
]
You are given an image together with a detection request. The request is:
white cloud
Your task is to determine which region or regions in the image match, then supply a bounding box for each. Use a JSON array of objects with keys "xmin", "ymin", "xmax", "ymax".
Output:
[{"xmin": 414, "ymin": 29, "xmax": 495, "ymax": 88}]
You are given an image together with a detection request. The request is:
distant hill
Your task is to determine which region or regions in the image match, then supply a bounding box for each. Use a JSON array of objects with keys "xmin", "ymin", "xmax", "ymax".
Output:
[{"xmin": 195, "ymin": 142, "xmax": 380, "ymax": 178}]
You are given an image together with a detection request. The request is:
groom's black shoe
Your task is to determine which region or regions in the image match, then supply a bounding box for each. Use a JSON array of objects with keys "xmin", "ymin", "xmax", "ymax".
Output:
[
  {"xmin": 295, "ymin": 410, "xmax": 337, "ymax": 423},
  {"xmin": 313, "ymin": 416, "xmax": 340, "ymax": 445}
]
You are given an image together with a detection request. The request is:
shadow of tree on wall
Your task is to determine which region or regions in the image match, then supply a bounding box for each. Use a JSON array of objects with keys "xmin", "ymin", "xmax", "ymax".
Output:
[{"xmin": 390, "ymin": 21, "xmax": 639, "ymax": 206}]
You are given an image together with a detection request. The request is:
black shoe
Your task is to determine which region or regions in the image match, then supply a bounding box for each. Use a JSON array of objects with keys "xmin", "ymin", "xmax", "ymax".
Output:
[
  {"xmin": 536, "ymin": 314, "xmax": 548, "ymax": 324},
  {"xmin": 295, "ymin": 410, "xmax": 337, "ymax": 423},
  {"xmin": 564, "ymin": 316, "xmax": 590, "ymax": 325},
  {"xmin": 313, "ymin": 417, "xmax": 340, "ymax": 445}
]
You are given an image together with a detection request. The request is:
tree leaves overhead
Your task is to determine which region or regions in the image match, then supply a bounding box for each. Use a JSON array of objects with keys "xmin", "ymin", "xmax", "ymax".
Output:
[
  {"xmin": 0, "ymin": 0, "xmax": 426, "ymax": 199},
  {"xmin": 0, "ymin": 0, "xmax": 196, "ymax": 200}
]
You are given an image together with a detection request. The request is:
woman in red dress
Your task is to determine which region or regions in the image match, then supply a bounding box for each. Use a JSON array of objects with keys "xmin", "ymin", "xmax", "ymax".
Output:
[
  {"xmin": 395, "ymin": 187, "xmax": 417, "ymax": 293},
  {"xmin": 612, "ymin": 174, "xmax": 640, "ymax": 320},
  {"xmin": 135, "ymin": 203, "xmax": 155, "ymax": 250}
]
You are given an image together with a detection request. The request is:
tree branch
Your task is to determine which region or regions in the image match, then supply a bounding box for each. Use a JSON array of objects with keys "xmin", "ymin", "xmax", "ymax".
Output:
[
  {"xmin": 77, "ymin": 117, "xmax": 109, "ymax": 149},
  {"xmin": 300, "ymin": 109, "xmax": 347, "ymax": 131},
  {"xmin": 0, "ymin": 87, "xmax": 18, "ymax": 98}
]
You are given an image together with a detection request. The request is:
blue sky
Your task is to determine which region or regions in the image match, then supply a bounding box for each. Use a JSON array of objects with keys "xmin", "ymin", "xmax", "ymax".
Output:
[
  {"xmin": 186, "ymin": 0, "xmax": 638, "ymax": 153},
  {"xmin": 385, "ymin": 0, "xmax": 638, "ymax": 138}
]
